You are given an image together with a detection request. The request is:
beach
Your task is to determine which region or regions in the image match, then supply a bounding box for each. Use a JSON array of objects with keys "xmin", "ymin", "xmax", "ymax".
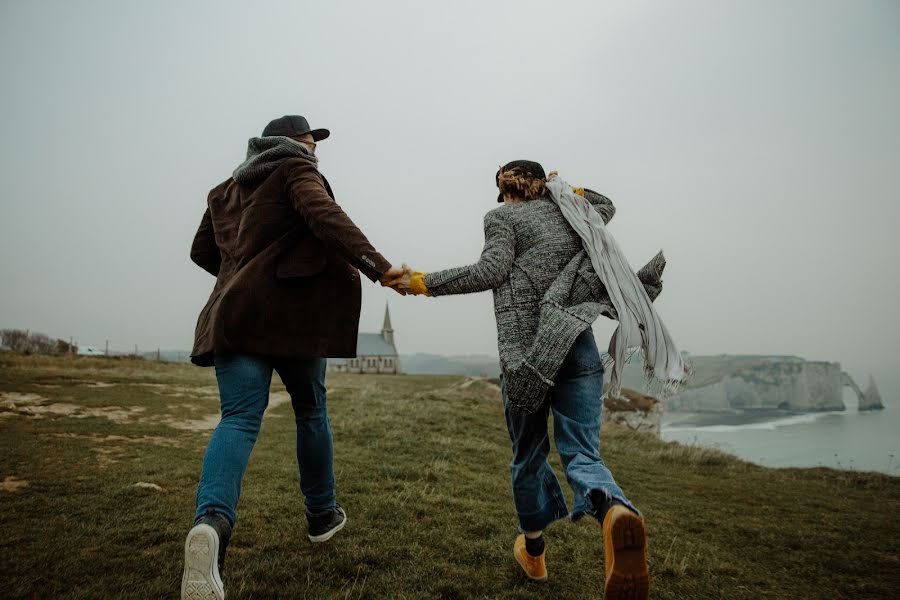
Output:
[{"xmin": 662, "ymin": 394, "xmax": 899, "ymax": 475}]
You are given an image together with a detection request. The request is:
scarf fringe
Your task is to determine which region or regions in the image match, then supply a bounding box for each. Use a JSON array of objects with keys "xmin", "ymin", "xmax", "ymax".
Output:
[{"xmin": 603, "ymin": 346, "xmax": 693, "ymax": 401}]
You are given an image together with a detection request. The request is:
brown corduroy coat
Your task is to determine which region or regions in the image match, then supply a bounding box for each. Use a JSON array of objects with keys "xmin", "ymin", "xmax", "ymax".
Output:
[{"xmin": 189, "ymin": 158, "xmax": 391, "ymax": 366}]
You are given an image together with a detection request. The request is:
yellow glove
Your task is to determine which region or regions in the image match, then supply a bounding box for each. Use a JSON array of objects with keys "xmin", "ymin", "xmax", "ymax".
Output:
[{"xmin": 410, "ymin": 271, "xmax": 431, "ymax": 296}]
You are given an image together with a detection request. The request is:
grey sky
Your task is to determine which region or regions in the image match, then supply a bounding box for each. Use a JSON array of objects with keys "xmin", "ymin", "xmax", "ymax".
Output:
[{"xmin": 1, "ymin": 0, "xmax": 898, "ymax": 382}]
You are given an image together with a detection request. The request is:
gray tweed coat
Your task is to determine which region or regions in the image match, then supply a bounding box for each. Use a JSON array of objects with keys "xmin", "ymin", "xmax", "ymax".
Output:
[{"xmin": 425, "ymin": 191, "xmax": 665, "ymax": 414}]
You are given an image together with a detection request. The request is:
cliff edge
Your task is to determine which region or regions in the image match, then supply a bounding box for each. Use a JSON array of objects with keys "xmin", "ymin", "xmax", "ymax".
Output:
[{"xmin": 602, "ymin": 387, "xmax": 662, "ymax": 436}]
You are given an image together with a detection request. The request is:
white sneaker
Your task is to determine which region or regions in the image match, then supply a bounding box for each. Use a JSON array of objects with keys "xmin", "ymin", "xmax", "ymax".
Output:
[{"xmin": 181, "ymin": 523, "xmax": 225, "ymax": 600}]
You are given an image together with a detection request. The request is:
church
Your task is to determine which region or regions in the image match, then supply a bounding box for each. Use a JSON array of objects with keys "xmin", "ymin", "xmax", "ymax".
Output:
[{"xmin": 328, "ymin": 303, "xmax": 400, "ymax": 374}]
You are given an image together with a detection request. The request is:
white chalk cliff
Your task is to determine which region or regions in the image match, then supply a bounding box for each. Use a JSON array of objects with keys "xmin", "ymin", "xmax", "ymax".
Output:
[
  {"xmin": 619, "ymin": 355, "xmax": 878, "ymax": 413},
  {"xmin": 859, "ymin": 375, "xmax": 884, "ymax": 411}
]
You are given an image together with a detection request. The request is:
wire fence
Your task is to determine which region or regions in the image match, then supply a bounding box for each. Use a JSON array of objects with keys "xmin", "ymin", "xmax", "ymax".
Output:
[{"xmin": 75, "ymin": 341, "xmax": 191, "ymax": 363}]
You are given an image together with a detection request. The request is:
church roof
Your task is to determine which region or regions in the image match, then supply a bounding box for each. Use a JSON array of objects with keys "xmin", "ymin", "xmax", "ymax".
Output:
[
  {"xmin": 357, "ymin": 333, "xmax": 398, "ymax": 357},
  {"xmin": 382, "ymin": 302, "xmax": 393, "ymax": 331}
]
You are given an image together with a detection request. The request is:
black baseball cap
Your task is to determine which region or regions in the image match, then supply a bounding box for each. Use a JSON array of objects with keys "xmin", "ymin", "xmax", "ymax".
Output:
[{"xmin": 262, "ymin": 115, "xmax": 330, "ymax": 141}]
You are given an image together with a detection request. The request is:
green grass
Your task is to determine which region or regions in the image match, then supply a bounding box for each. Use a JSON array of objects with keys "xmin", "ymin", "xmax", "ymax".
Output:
[{"xmin": 1, "ymin": 352, "xmax": 898, "ymax": 599}]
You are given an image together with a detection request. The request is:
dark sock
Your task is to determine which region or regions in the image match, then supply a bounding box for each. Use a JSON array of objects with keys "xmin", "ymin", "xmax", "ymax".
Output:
[
  {"xmin": 525, "ymin": 534, "xmax": 545, "ymax": 557},
  {"xmin": 590, "ymin": 490, "xmax": 626, "ymax": 525},
  {"xmin": 600, "ymin": 499, "xmax": 626, "ymax": 524}
]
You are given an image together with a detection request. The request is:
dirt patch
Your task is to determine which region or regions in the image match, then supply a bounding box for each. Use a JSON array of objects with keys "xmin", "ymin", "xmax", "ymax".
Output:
[
  {"xmin": 1, "ymin": 391, "xmax": 47, "ymax": 404},
  {"xmin": 267, "ymin": 391, "xmax": 291, "ymax": 411},
  {"xmin": 162, "ymin": 413, "xmax": 221, "ymax": 431},
  {"xmin": 20, "ymin": 402, "xmax": 83, "ymax": 417},
  {"xmin": 2, "ymin": 387, "xmax": 288, "ymax": 431},
  {"xmin": 459, "ymin": 377, "xmax": 501, "ymax": 392},
  {"xmin": 156, "ymin": 391, "xmax": 291, "ymax": 431},
  {"xmin": 91, "ymin": 446, "xmax": 125, "ymax": 467},
  {"xmin": 43, "ymin": 432, "xmax": 181, "ymax": 448},
  {"xmin": 0, "ymin": 390, "xmax": 144, "ymax": 423},
  {"xmin": 2, "ymin": 475, "xmax": 28, "ymax": 493},
  {"xmin": 129, "ymin": 482, "xmax": 163, "ymax": 492},
  {"xmin": 39, "ymin": 432, "xmax": 181, "ymax": 467},
  {"xmin": 416, "ymin": 378, "xmax": 502, "ymax": 403},
  {"xmin": 134, "ymin": 383, "xmax": 218, "ymax": 398},
  {"xmin": 81, "ymin": 406, "xmax": 145, "ymax": 423}
]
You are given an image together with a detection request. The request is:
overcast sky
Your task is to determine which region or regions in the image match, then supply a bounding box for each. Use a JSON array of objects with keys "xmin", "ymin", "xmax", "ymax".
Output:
[{"xmin": 1, "ymin": 0, "xmax": 898, "ymax": 382}]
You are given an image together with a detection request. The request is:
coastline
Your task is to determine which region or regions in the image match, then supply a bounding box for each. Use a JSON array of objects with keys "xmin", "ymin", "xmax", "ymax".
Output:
[{"xmin": 660, "ymin": 406, "xmax": 899, "ymax": 476}]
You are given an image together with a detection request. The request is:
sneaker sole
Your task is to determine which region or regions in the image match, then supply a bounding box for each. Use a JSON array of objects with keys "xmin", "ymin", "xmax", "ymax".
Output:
[
  {"xmin": 181, "ymin": 524, "xmax": 225, "ymax": 600},
  {"xmin": 307, "ymin": 513, "xmax": 347, "ymax": 543},
  {"xmin": 513, "ymin": 547, "xmax": 548, "ymax": 582},
  {"xmin": 604, "ymin": 512, "xmax": 649, "ymax": 600}
]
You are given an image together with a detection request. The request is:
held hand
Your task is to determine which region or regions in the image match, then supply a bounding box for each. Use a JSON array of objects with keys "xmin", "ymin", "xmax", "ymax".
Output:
[
  {"xmin": 387, "ymin": 262, "xmax": 414, "ymax": 294},
  {"xmin": 380, "ymin": 264, "xmax": 414, "ymax": 295},
  {"xmin": 381, "ymin": 263, "xmax": 430, "ymax": 296},
  {"xmin": 381, "ymin": 265, "xmax": 407, "ymax": 281},
  {"xmin": 396, "ymin": 263, "xmax": 433, "ymax": 296}
]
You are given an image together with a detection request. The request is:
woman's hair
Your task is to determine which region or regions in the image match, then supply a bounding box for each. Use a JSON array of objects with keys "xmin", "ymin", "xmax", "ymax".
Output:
[{"xmin": 497, "ymin": 168, "xmax": 547, "ymax": 201}]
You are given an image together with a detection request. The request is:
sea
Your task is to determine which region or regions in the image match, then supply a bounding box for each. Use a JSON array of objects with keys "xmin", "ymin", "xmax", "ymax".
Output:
[{"xmin": 660, "ymin": 377, "xmax": 900, "ymax": 476}]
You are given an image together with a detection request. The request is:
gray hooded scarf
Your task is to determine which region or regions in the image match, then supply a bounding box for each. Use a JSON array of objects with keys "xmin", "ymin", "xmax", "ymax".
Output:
[{"xmin": 233, "ymin": 136, "xmax": 317, "ymax": 183}]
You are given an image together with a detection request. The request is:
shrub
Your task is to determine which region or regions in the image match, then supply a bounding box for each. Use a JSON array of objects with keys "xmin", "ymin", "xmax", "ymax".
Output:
[{"xmin": 0, "ymin": 329, "xmax": 78, "ymax": 355}]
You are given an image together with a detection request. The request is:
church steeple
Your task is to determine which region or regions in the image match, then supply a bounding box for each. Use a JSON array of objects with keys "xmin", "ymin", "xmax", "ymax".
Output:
[{"xmin": 381, "ymin": 302, "xmax": 394, "ymax": 347}]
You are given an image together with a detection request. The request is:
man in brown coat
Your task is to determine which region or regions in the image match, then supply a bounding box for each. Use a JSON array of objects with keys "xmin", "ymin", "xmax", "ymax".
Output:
[{"xmin": 181, "ymin": 115, "xmax": 403, "ymax": 600}]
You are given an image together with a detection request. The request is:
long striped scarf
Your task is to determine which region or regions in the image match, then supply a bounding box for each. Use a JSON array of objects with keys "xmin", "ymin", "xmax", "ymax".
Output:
[{"xmin": 545, "ymin": 175, "xmax": 691, "ymax": 398}]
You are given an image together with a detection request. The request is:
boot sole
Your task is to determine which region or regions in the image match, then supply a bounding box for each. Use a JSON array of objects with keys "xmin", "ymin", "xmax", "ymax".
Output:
[
  {"xmin": 181, "ymin": 524, "xmax": 225, "ymax": 600},
  {"xmin": 308, "ymin": 513, "xmax": 347, "ymax": 543},
  {"xmin": 604, "ymin": 512, "xmax": 649, "ymax": 600}
]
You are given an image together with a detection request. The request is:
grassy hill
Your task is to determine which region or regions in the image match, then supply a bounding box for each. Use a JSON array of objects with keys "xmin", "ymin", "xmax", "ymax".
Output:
[{"xmin": 1, "ymin": 352, "xmax": 898, "ymax": 599}]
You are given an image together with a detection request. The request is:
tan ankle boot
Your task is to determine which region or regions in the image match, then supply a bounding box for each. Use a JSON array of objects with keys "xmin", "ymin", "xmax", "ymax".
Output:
[
  {"xmin": 602, "ymin": 505, "xmax": 649, "ymax": 599},
  {"xmin": 513, "ymin": 534, "xmax": 548, "ymax": 582}
]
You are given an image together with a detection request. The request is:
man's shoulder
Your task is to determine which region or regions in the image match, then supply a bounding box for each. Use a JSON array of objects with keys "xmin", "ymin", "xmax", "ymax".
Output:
[
  {"xmin": 210, "ymin": 177, "xmax": 232, "ymax": 192},
  {"xmin": 277, "ymin": 157, "xmax": 319, "ymax": 175},
  {"xmin": 208, "ymin": 177, "xmax": 236, "ymax": 200},
  {"xmin": 273, "ymin": 158, "xmax": 327, "ymax": 190},
  {"xmin": 274, "ymin": 159, "xmax": 334, "ymax": 199}
]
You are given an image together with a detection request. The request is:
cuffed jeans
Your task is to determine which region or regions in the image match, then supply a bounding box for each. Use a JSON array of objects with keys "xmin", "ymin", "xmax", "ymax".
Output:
[
  {"xmin": 194, "ymin": 354, "xmax": 335, "ymax": 526},
  {"xmin": 502, "ymin": 329, "xmax": 638, "ymax": 532}
]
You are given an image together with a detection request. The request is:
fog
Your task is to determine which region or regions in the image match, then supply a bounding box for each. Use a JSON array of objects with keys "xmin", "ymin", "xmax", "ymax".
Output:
[{"xmin": 1, "ymin": 0, "xmax": 898, "ymax": 383}]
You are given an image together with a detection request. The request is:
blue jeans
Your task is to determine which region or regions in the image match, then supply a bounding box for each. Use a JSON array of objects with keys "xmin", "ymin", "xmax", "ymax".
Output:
[
  {"xmin": 502, "ymin": 329, "xmax": 638, "ymax": 532},
  {"xmin": 194, "ymin": 354, "xmax": 335, "ymax": 526}
]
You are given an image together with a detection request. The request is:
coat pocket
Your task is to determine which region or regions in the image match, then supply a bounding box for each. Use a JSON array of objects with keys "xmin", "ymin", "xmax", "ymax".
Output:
[{"xmin": 276, "ymin": 236, "xmax": 328, "ymax": 278}]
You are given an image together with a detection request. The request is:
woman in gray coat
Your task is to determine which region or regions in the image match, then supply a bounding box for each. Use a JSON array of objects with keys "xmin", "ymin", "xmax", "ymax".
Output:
[{"xmin": 388, "ymin": 160, "xmax": 661, "ymax": 598}]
